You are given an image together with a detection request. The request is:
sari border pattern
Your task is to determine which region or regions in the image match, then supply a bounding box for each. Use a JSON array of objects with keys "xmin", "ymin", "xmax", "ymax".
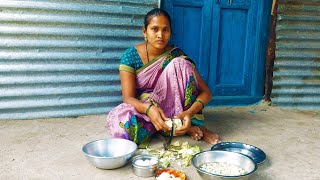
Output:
[
  {"xmin": 135, "ymin": 49, "xmax": 173, "ymax": 74},
  {"xmin": 119, "ymin": 64, "xmax": 135, "ymax": 74}
]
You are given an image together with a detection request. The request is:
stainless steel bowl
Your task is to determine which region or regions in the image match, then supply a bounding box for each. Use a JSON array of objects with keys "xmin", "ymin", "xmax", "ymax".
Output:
[
  {"xmin": 192, "ymin": 150, "xmax": 257, "ymax": 180},
  {"xmin": 82, "ymin": 138, "xmax": 137, "ymax": 169},
  {"xmin": 132, "ymin": 155, "xmax": 158, "ymax": 177}
]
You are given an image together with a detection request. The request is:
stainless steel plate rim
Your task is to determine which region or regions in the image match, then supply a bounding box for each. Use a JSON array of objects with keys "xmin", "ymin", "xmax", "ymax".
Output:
[{"xmin": 211, "ymin": 142, "xmax": 266, "ymax": 164}]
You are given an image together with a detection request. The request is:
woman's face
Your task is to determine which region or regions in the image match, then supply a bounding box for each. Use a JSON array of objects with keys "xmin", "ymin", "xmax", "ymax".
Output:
[{"xmin": 143, "ymin": 15, "xmax": 171, "ymax": 50}]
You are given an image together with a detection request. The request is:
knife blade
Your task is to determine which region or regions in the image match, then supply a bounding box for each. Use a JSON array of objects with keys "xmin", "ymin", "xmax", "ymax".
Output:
[{"xmin": 163, "ymin": 118, "xmax": 174, "ymax": 150}]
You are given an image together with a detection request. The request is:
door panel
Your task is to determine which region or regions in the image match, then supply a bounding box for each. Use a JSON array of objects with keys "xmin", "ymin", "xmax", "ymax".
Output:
[
  {"xmin": 163, "ymin": 0, "xmax": 212, "ymax": 81},
  {"xmin": 209, "ymin": 0, "xmax": 257, "ymax": 96},
  {"xmin": 217, "ymin": 9, "xmax": 247, "ymax": 85}
]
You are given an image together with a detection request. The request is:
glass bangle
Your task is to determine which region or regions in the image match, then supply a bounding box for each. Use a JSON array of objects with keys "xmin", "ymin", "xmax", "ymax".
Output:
[
  {"xmin": 195, "ymin": 99, "xmax": 205, "ymax": 109},
  {"xmin": 145, "ymin": 104, "xmax": 153, "ymax": 115}
]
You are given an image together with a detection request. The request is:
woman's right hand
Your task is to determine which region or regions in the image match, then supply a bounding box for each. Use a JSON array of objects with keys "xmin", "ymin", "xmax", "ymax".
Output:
[{"xmin": 147, "ymin": 105, "xmax": 171, "ymax": 132}]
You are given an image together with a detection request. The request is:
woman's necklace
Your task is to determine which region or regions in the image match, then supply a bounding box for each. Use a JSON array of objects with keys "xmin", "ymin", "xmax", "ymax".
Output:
[
  {"xmin": 145, "ymin": 42, "xmax": 150, "ymax": 62},
  {"xmin": 146, "ymin": 42, "xmax": 166, "ymax": 63}
]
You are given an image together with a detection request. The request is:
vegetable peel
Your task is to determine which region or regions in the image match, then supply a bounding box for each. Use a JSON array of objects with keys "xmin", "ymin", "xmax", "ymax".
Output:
[{"xmin": 146, "ymin": 141, "xmax": 200, "ymax": 168}]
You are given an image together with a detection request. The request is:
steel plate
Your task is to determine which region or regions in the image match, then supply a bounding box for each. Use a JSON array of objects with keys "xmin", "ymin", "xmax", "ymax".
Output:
[{"xmin": 211, "ymin": 142, "xmax": 266, "ymax": 164}]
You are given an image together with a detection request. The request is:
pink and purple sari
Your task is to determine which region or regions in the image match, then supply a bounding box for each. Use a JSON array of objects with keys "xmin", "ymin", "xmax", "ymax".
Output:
[{"xmin": 106, "ymin": 47, "xmax": 205, "ymax": 147}]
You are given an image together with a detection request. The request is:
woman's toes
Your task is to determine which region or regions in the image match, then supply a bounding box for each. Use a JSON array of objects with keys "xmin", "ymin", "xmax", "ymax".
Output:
[
  {"xmin": 187, "ymin": 126, "xmax": 210, "ymax": 141},
  {"xmin": 190, "ymin": 132, "xmax": 201, "ymax": 141},
  {"xmin": 194, "ymin": 133, "xmax": 201, "ymax": 140}
]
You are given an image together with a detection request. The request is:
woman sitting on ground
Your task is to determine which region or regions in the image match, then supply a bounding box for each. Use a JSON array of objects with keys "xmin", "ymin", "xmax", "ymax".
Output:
[{"xmin": 106, "ymin": 8, "xmax": 221, "ymax": 147}]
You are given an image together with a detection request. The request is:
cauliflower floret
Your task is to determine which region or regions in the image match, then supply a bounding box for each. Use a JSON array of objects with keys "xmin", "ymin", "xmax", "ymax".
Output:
[
  {"xmin": 164, "ymin": 119, "xmax": 183, "ymax": 136},
  {"xmin": 164, "ymin": 119, "xmax": 183, "ymax": 129}
]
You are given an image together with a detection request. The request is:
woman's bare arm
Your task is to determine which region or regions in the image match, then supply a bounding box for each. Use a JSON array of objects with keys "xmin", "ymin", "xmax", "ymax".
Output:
[{"xmin": 120, "ymin": 71, "xmax": 149, "ymax": 113}]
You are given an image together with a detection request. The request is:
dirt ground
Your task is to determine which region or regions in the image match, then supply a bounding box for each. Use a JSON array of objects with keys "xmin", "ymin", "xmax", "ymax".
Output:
[{"xmin": 1, "ymin": 104, "xmax": 320, "ymax": 180}]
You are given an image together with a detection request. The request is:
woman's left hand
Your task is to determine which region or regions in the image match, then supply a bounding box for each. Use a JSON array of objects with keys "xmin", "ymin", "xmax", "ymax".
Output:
[{"xmin": 174, "ymin": 111, "xmax": 192, "ymax": 136}]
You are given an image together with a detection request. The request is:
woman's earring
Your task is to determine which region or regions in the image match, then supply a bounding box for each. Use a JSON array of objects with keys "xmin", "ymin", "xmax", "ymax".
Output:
[{"xmin": 144, "ymin": 36, "xmax": 148, "ymax": 41}]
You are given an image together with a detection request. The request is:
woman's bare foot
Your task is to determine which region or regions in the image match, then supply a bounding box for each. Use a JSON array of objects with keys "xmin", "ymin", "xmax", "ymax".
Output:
[
  {"xmin": 199, "ymin": 126, "xmax": 221, "ymax": 145},
  {"xmin": 186, "ymin": 126, "xmax": 203, "ymax": 141}
]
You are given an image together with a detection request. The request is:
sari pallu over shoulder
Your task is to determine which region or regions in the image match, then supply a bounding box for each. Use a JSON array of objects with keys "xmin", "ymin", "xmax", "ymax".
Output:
[
  {"xmin": 135, "ymin": 48, "xmax": 173, "ymax": 96},
  {"xmin": 135, "ymin": 47, "xmax": 194, "ymax": 97}
]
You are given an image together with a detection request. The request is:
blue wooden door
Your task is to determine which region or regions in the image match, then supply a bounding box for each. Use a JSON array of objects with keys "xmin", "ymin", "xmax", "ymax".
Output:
[{"xmin": 163, "ymin": 0, "xmax": 271, "ymax": 105}]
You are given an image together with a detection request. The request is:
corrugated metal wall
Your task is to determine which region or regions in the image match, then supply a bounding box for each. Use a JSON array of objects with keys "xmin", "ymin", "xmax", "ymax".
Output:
[
  {"xmin": 0, "ymin": 0, "xmax": 158, "ymax": 120},
  {"xmin": 272, "ymin": 0, "xmax": 320, "ymax": 110}
]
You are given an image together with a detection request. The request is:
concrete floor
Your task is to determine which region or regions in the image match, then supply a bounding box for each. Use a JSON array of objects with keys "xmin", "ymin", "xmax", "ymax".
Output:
[{"xmin": 1, "ymin": 104, "xmax": 320, "ymax": 180}]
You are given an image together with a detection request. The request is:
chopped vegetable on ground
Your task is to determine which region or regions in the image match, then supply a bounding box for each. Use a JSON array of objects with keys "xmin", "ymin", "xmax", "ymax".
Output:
[{"xmin": 145, "ymin": 141, "xmax": 200, "ymax": 168}]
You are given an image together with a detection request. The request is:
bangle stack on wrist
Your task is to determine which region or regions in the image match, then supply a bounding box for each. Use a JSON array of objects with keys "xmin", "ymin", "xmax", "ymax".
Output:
[{"xmin": 145, "ymin": 104, "xmax": 153, "ymax": 115}]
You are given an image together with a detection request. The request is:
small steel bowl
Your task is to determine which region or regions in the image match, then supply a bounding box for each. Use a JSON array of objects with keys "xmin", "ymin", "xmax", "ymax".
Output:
[
  {"xmin": 192, "ymin": 150, "xmax": 257, "ymax": 180},
  {"xmin": 132, "ymin": 155, "xmax": 158, "ymax": 177},
  {"xmin": 82, "ymin": 138, "xmax": 137, "ymax": 169}
]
